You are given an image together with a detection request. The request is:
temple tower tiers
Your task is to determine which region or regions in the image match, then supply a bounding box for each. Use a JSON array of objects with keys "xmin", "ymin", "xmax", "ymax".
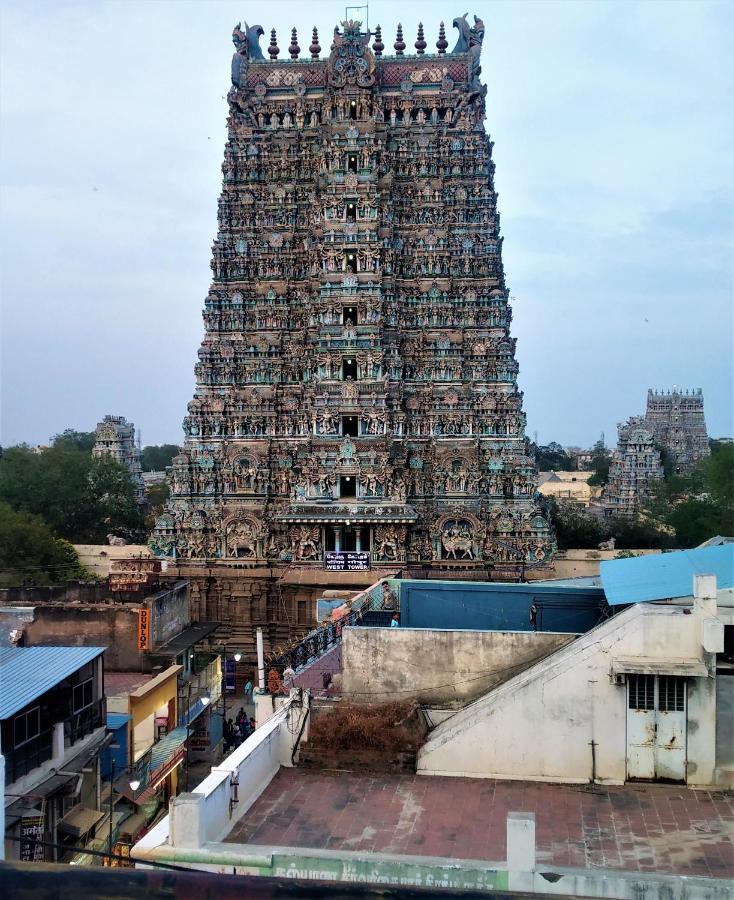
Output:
[
  {"xmin": 604, "ymin": 418, "xmax": 664, "ymax": 518},
  {"xmin": 151, "ymin": 16, "xmax": 554, "ymax": 580},
  {"xmin": 644, "ymin": 388, "xmax": 710, "ymax": 475},
  {"xmin": 93, "ymin": 415, "xmax": 145, "ymax": 504}
]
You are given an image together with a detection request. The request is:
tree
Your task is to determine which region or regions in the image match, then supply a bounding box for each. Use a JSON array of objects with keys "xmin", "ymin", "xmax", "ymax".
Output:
[
  {"xmin": 51, "ymin": 429, "xmax": 96, "ymax": 453},
  {"xmin": 704, "ymin": 443, "xmax": 734, "ymax": 510},
  {"xmin": 145, "ymin": 481, "xmax": 171, "ymax": 530},
  {"xmin": 668, "ymin": 500, "xmax": 733, "ymax": 548},
  {"xmin": 587, "ymin": 439, "xmax": 611, "ymax": 486},
  {"xmin": 0, "ymin": 443, "xmax": 146, "ymax": 544},
  {"xmin": 140, "ymin": 444, "xmax": 180, "ymax": 472},
  {"xmin": 546, "ymin": 497, "xmax": 609, "ymax": 549},
  {"xmin": 533, "ymin": 443, "xmax": 572, "ymax": 472},
  {"xmin": 0, "ymin": 502, "xmax": 95, "ymax": 587}
]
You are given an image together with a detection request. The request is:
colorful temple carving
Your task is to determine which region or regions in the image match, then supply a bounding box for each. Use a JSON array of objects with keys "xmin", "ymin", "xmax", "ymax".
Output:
[
  {"xmin": 93, "ymin": 415, "xmax": 145, "ymax": 504},
  {"xmin": 150, "ymin": 17, "xmax": 554, "ymax": 639},
  {"xmin": 644, "ymin": 388, "xmax": 710, "ymax": 475},
  {"xmin": 604, "ymin": 417, "xmax": 664, "ymax": 518}
]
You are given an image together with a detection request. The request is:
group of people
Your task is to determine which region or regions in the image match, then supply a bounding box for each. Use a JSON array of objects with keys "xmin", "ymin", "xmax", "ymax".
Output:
[{"xmin": 224, "ymin": 707, "xmax": 256, "ymax": 751}]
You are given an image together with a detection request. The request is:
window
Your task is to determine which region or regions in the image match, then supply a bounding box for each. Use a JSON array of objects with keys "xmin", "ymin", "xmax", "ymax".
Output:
[
  {"xmin": 346, "ymin": 202, "xmax": 356, "ymax": 222},
  {"xmin": 73, "ymin": 678, "xmax": 94, "ymax": 713},
  {"xmin": 342, "ymin": 415, "xmax": 358, "ymax": 437},
  {"xmin": 340, "ymin": 475, "xmax": 357, "ymax": 498},
  {"xmin": 343, "ymin": 305, "xmax": 357, "ymax": 324},
  {"xmin": 342, "ymin": 358, "xmax": 358, "ymax": 380},
  {"xmin": 14, "ymin": 706, "xmax": 40, "ymax": 748},
  {"xmin": 347, "ymin": 153, "xmax": 358, "ymax": 172},
  {"xmin": 658, "ymin": 676, "xmax": 685, "ymax": 712},
  {"xmin": 345, "ymin": 252, "xmax": 357, "ymax": 273},
  {"xmin": 628, "ymin": 674, "xmax": 655, "ymax": 710},
  {"xmin": 349, "ymin": 99, "xmax": 357, "ymax": 120}
]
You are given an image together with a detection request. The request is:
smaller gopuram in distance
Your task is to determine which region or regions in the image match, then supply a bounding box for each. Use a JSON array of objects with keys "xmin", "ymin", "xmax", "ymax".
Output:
[
  {"xmin": 644, "ymin": 388, "xmax": 710, "ymax": 474},
  {"xmin": 149, "ymin": 15, "xmax": 555, "ymax": 657},
  {"xmin": 604, "ymin": 418, "xmax": 663, "ymax": 518},
  {"xmin": 93, "ymin": 415, "xmax": 145, "ymax": 504}
]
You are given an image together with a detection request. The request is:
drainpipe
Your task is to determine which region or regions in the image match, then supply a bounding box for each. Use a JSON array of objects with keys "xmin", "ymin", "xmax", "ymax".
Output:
[{"xmin": 256, "ymin": 628, "xmax": 265, "ymax": 692}]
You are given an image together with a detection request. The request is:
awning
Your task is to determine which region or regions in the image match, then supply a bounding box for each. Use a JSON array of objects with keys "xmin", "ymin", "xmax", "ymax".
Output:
[
  {"xmin": 117, "ymin": 810, "xmax": 149, "ymax": 842},
  {"xmin": 610, "ymin": 656, "xmax": 711, "ymax": 678},
  {"xmin": 57, "ymin": 805, "xmax": 105, "ymax": 839},
  {"xmin": 151, "ymin": 622, "xmax": 219, "ymax": 658}
]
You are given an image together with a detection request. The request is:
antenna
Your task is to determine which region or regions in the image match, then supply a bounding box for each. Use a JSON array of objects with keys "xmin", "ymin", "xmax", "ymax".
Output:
[{"xmin": 345, "ymin": 4, "xmax": 369, "ymax": 29}]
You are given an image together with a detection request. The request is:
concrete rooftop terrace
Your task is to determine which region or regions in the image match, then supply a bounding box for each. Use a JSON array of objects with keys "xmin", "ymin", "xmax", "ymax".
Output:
[{"xmin": 225, "ymin": 769, "xmax": 734, "ymax": 880}]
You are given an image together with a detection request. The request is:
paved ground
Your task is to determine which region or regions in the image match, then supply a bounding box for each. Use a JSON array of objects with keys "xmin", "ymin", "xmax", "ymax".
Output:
[{"xmin": 226, "ymin": 769, "xmax": 734, "ymax": 878}]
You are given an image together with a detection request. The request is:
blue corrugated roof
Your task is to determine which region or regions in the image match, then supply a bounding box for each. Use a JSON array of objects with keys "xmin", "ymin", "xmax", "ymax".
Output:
[
  {"xmin": 601, "ymin": 545, "xmax": 734, "ymax": 606},
  {"xmin": 107, "ymin": 713, "xmax": 132, "ymax": 730},
  {"xmin": 0, "ymin": 646, "xmax": 106, "ymax": 720}
]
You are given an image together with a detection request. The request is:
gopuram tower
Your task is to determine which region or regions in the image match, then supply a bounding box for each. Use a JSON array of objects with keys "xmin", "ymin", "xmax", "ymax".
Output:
[{"xmin": 151, "ymin": 16, "xmax": 554, "ymax": 653}]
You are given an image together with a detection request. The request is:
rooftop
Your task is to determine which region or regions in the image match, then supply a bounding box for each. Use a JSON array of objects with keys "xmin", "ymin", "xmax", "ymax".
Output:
[
  {"xmin": 225, "ymin": 769, "xmax": 733, "ymax": 880},
  {"xmin": 601, "ymin": 544, "xmax": 734, "ymax": 605},
  {"xmin": 0, "ymin": 645, "xmax": 105, "ymax": 719}
]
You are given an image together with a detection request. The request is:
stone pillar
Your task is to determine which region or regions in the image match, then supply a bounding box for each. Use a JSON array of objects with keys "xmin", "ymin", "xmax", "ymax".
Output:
[
  {"xmin": 506, "ymin": 812, "xmax": 535, "ymax": 872},
  {"xmin": 355, "ymin": 528, "xmax": 363, "ymax": 551},
  {"xmin": 334, "ymin": 526, "xmax": 342, "ymax": 552}
]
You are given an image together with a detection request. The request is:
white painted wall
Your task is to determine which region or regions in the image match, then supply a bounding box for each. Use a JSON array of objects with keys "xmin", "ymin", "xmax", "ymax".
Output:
[
  {"xmin": 134, "ymin": 691, "xmax": 310, "ymax": 855},
  {"xmin": 418, "ymin": 583, "xmax": 720, "ymax": 787}
]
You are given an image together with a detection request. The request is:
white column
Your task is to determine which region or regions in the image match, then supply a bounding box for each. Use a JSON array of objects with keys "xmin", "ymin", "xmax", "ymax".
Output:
[
  {"xmin": 334, "ymin": 526, "xmax": 342, "ymax": 552},
  {"xmin": 355, "ymin": 528, "xmax": 363, "ymax": 552},
  {"xmin": 52, "ymin": 722, "xmax": 65, "ymax": 763},
  {"xmin": 170, "ymin": 793, "xmax": 204, "ymax": 849},
  {"xmin": 506, "ymin": 812, "xmax": 535, "ymax": 872},
  {"xmin": 256, "ymin": 628, "xmax": 265, "ymax": 692}
]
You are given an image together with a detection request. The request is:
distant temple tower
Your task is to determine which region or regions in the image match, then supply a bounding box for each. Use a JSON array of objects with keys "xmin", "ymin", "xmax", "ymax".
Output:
[
  {"xmin": 604, "ymin": 418, "xmax": 663, "ymax": 518},
  {"xmin": 93, "ymin": 415, "xmax": 146, "ymax": 503},
  {"xmin": 150, "ymin": 16, "xmax": 554, "ymax": 648},
  {"xmin": 644, "ymin": 388, "xmax": 710, "ymax": 474}
]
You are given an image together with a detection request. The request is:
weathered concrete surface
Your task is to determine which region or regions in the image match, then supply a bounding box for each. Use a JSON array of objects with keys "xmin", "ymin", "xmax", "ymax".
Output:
[
  {"xmin": 226, "ymin": 768, "xmax": 734, "ymax": 880},
  {"xmin": 526, "ymin": 548, "xmax": 660, "ymax": 582},
  {"xmin": 342, "ymin": 627, "xmax": 573, "ymax": 705},
  {"xmin": 74, "ymin": 544, "xmax": 151, "ymax": 577}
]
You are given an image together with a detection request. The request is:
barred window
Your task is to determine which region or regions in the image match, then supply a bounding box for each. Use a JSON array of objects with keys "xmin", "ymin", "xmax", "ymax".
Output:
[
  {"xmin": 628, "ymin": 674, "xmax": 655, "ymax": 710},
  {"xmin": 658, "ymin": 676, "xmax": 685, "ymax": 712}
]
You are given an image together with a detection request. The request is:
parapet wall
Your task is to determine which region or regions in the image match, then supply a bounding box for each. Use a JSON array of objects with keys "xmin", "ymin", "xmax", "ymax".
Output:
[{"xmin": 342, "ymin": 627, "xmax": 573, "ymax": 705}]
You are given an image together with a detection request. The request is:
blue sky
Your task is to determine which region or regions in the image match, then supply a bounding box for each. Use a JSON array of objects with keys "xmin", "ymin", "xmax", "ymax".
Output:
[{"xmin": 1, "ymin": 0, "xmax": 732, "ymax": 448}]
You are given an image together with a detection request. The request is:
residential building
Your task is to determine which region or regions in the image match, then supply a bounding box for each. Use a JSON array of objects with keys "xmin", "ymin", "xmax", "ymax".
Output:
[
  {"xmin": 537, "ymin": 470, "xmax": 597, "ymax": 506},
  {"xmin": 2, "ymin": 646, "xmax": 107, "ymax": 861}
]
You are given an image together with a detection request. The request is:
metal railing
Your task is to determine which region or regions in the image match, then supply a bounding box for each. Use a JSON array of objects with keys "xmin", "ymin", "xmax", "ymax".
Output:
[{"xmin": 268, "ymin": 578, "xmax": 397, "ymax": 674}]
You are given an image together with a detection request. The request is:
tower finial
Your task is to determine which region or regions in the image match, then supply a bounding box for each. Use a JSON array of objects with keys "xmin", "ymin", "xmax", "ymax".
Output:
[
  {"xmin": 309, "ymin": 26, "xmax": 321, "ymax": 58},
  {"xmin": 288, "ymin": 27, "xmax": 300, "ymax": 60},
  {"xmin": 268, "ymin": 27, "xmax": 279, "ymax": 59},
  {"xmin": 437, "ymin": 21, "xmax": 448, "ymax": 55},
  {"xmin": 394, "ymin": 23, "xmax": 405, "ymax": 55},
  {"xmin": 415, "ymin": 22, "xmax": 427, "ymax": 55},
  {"xmin": 372, "ymin": 24, "xmax": 384, "ymax": 56}
]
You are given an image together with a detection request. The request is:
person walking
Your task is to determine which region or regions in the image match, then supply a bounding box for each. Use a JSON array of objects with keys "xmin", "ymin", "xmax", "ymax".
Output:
[
  {"xmin": 390, "ymin": 612, "xmax": 400, "ymax": 627},
  {"xmin": 243, "ymin": 678, "xmax": 253, "ymax": 703}
]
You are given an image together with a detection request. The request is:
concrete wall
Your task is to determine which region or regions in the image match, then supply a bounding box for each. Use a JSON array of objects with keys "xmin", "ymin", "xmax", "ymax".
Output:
[
  {"xmin": 527, "ymin": 549, "xmax": 660, "ymax": 582},
  {"xmin": 399, "ymin": 579, "xmax": 606, "ymax": 633},
  {"xmin": 342, "ymin": 627, "xmax": 574, "ymax": 705},
  {"xmin": 714, "ymin": 672, "xmax": 733, "ymax": 786},
  {"xmin": 74, "ymin": 544, "xmax": 151, "ymax": 577},
  {"xmin": 418, "ymin": 582, "xmax": 721, "ymax": 786}
]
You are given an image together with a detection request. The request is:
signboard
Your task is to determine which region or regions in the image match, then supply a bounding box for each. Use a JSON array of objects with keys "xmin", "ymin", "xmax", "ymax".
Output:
[
  {"xmin": 225, "ymin": 657, "xmax": 237, "ymax": 693},
  {"xmin": 137, "ymin": 607, "xmax": 151, "ymax": 651},
  {"xmin": 324, "ymin": 551, "xmax": 370, "ymax": 572},
  {"xmin": 20, "ymin": 814, "xmax": 45, "ymax": 861}
]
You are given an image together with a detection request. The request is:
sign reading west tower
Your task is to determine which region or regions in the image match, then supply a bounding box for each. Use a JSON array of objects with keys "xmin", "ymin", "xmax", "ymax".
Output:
[{"xmin": 151, "ymin": 16, "xmax": 554, "ymax": 598}]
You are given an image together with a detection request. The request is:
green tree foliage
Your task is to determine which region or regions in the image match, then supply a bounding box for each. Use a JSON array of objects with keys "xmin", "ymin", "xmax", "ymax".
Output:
[
  {"xmin": 533, "ymin": 441, "xmax": 572, "ymax": 472},
  {"xmin": 140, "ymin": 444, "xmax": 180, "ymax": 472},
  {"xmin": 145, "ymin": 481, "xmax": 171, "ymax": 530},
  {"xmin": 51, "ymin": 429, "xmax": 97, "ymax": 453},
  {"xmin": 0, "ymin": 444, "xmax": 146, "ymax": 544},
  {"xmin": 587, "ymin": 439, "xmax": 611, "ymax": 486},
  {"xmin": 545, "ymin": 497, "xmax": 608, "ymax": 550},
  {"xmin": 0, "ymin": 502, "xmax": 95, "ymax": 587}
]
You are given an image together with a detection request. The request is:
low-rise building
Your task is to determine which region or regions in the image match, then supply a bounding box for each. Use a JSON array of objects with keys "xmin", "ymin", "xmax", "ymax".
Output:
[
  {"xmin": 2, "ymin": 646, "xmax": 107, "ymax": 862},
  {"xmin": 537, "ymin": 470, "xmax": 597, "ymax": 506}
]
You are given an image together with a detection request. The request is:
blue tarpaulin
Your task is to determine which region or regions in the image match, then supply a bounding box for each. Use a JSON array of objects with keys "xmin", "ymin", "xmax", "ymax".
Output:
[{"xmin": 600, "ymin": 545, "xmax": 734, "ymax": 606}]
